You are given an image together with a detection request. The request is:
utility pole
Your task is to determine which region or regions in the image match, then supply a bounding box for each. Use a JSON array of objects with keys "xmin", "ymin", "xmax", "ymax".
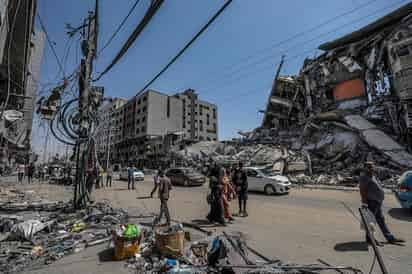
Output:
[
  {"xmin": 42, "ymin": 127, "xmax": 50, "ymax": 164},
  {"xmin": 74, "ymin": 0, "xmax": 99, "ymax": 209},
  {"xmin": 105, "ymin": 120, "xmax": 112, "ymax": 171}
]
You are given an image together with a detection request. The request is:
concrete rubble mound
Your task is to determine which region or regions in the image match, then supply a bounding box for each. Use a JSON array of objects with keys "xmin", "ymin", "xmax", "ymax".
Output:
[
  {"xmin": 0, "ymin": 189, "xmax": 128, "ymax": 273},
  {"xmin": 0, "ymin": 189, "xmax": 362, "ymax": 273},
  {"xmin": 174, "ymin": 108, "xmax": 406, "ymax": 188}
]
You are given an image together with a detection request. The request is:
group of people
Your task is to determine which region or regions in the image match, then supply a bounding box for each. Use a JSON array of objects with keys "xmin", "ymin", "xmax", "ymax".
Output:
[
  {"xmin": 207, "ymin": 162, "xmax": 248, "ymax": 226},
  {"xmin": 95, "ymin": 166, "xmax": 113, "ymax": 188},
  {"xmin": 16, "ymin": 163, "xmax": 36, "ymax": 184}
]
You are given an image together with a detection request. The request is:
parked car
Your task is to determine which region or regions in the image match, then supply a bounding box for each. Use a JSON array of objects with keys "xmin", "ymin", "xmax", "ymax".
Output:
[
  {"xmin": 119, "ymin": 168, "xmax": 145, "ymax": 181},
  {"xmin": 243, "ymin": 167, "xmax": 291, "ymax": 195},
  {"xmin": 394, "ymin": 170, "xmax": 412, "ymax": 209},
  {"xmin": 165, "ymin": 168, "xmax": 206, "ymax": 186}
]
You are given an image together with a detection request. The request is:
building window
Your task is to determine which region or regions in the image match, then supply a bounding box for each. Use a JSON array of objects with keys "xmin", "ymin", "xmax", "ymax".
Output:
[
  {"xmin": 200, "ymin": 120, "xmax": 203, "ymax": 131},
  {"xmin": 143, "ymin": 106, "xmax": 147, "ymax": 112},
  {"xmin": 142, "ymin": 116, "xmax": 146, "ymax": 122},
  {"xmin": 143, "ymin": 95, "xmax": 147, "ymax": 102},
  {"xmin": 213, "ymin": 108, "xmax": 216, "ymax": 119},
  {"xmin": 206, "ymin": 114, "xmax": 210, "ymax": 125},
  {"xmin": 207, "ymin": 137, "xmax": 211, "ymax": 141},
  {"xmin": 136, "ymin": 119, "xmax": 140, "ymax": 124},
  {"xmin": 199, "ymin": 105, "xmax": 203, "ymax": 116},
  {"xmin": 136, "ymin": 128, "xmax": 140, "ymax": 134},
  {"xmin": 213, "ymin": 123, "xmax": 216, "ymax": 131},
  {"xmin": 167, "ymin": 97, "xmax": 170, "ymax": 118}
]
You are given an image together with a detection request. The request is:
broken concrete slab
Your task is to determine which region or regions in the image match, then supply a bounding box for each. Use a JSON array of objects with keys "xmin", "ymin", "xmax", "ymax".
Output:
[
  {"xmin": 344, "ymin": 115, "xmax": 376, "ymax": 130},
  {"xmin": 361, "ymin": 129, "xmax": 404, "ymax": 151},
  {"xmin": 383, "ymin": 150, "xmax": 412, "ymax": 168}
]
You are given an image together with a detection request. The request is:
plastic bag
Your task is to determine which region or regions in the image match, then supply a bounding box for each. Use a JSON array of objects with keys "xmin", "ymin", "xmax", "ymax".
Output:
[{"xmin": 11, "ymin": 220, "xmax": 51, "ymax": 240}]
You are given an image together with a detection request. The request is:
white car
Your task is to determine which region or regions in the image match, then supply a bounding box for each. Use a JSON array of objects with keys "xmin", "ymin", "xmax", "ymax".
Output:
[
  {"xmin": 119, "ymin": 168, "xmax": 145, "ymax": 181},
  {"xmin": 244, "ymin": 167, "xmax": 291, "ymax": 195}
]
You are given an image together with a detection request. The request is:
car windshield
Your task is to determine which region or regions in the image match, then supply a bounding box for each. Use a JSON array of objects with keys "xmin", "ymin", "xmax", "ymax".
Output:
[
  {"xmin": 183, "ymin": 169, "xmax": 197, "ymax": 175},
  {"xmin": 260, "ymin": 168, "xmax": 276, "ymax": 176}
]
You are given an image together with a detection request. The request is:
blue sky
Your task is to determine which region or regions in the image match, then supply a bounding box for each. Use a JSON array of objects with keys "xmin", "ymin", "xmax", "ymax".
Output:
[{"xmin": 33, "ymin": 0, "xmax": 409, "ymax": 155}]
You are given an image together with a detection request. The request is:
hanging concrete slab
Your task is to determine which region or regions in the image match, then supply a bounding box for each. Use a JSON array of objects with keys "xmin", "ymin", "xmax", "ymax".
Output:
[
  {"xmin": 361, "ymin": 129, "xmax": 404, "ymax": 151},
  {"xmin": 344, "ymin": 115, "xmax": 376, "ymax": 130},
  {"xmin": 344, "ymin": 114, "xmax": 412, "ymax": 167}
]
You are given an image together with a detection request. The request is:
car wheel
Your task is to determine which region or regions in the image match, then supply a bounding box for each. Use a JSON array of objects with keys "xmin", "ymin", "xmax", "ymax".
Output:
[
  {"xmin": 183, "ymin": 179, "xmax": 190, "ymax": 187},
  {"xmin": 264, "ymin": 185, "xmax": 275, "ymax": 195}
]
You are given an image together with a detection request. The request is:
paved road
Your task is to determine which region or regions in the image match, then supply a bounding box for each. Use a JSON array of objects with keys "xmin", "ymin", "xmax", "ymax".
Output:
[{"xmin": 18, "ymin": 178, "xmax": 412, "ymax": 274}]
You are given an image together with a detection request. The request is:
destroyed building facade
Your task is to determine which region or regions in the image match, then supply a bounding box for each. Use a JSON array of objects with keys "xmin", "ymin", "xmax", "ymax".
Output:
[
  {"xmin": 96, "ymin": 89, "xmax": 218, "ymax": 167},
  {"xmin": 0, "ymin": 0, "xmax": 45, "ymax": 167},
  {"xmin": 259, "ymin": 3, "xmax": 412, "ymax": 171}
]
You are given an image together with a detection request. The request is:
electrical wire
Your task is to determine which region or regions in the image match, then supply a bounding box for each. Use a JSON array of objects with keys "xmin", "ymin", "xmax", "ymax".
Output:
[
  {"xmin": 197, "ymin": 0, "xmax": 408, "ymax": 93},
  {"xmin": 134, "ymin": 0, "xmax": 233, "ymax": 96},
  {"xmin": 37, "ymin": 12, "xmax": 65, "ymax": 78},
  {"xmin": 98, "ymin": 0, "xmax": 142, "ymax": 55},
  {"xmin": 95, "ymin": 0, "xmax": 164, "ymax": 81},
  {"xmin": 209, "ymin": 0, "xmax": 380, "ymax": 79}
]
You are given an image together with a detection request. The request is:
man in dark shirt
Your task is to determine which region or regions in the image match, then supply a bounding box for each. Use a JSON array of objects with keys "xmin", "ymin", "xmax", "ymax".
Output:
[
  {"xmin": 359, "ymin": 161, "xmax": 404, "ymax": 244},
  {"xmin": 233, "ymin": 162, "xmax": 248, "ymax": 217},
  {"xmin": 154, "ymin": 170, "xmax": 172, "ymax": 226}
]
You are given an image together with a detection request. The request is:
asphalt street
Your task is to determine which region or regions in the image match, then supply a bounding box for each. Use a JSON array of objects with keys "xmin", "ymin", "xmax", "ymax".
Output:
[{"xmin": 13, "ymin": 177, "xmax": 412, "ymax": 274}]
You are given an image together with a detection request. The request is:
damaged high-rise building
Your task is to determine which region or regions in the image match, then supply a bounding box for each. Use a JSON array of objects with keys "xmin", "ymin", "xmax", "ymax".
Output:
[
  {"xmin": 260, "ymin": 2, "xmax": 412, "ymax": 170},
  {"xmin": 0, "ymin": 0, "xmax": 45, "ymax": 167}
]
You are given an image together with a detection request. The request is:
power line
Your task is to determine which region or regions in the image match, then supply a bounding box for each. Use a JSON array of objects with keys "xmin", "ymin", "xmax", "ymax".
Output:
[
  {"xmin": 198, "ymin": 0, "xmax": 407, "ymax": 94},
  {"xmin": 98, "ymin": 0, "xmax": 142, "ymax": 55},
  {"xmin": 135, "ymin": 0, "xmax": 233, "ymax": 96},
  {"xmin": 188, "ymin": 0, "xmax": 382, "ymax": 89},
  {"xmin": 37, "ymin": 12, "xmax": 66, "ymax": 78},
  {"xmin": 215, "ymin": 0, "xmax": 380, "ymax": 75},
  {"xmin": 95, "ymin": 0, "xmax": 164, "ymax": 81}
]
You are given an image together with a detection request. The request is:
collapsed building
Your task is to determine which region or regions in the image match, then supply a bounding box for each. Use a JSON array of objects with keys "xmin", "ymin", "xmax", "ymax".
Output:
[
  {"xmin": 256, "ymin": 3, "xmax": 412, "ymax": 179},
  {"xmin": 173, "ymin": 3, "xmax": 412, "ymax": 187}
]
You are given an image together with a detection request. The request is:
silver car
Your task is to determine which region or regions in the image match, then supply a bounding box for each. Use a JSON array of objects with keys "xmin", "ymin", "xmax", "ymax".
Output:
[
  {"xmin": 244, "ymin": 167, "xmax": 291, "ymax": 195},
  {"xmin": 119, "ymin": 168, "xmax": 145, "ymax": 181}
]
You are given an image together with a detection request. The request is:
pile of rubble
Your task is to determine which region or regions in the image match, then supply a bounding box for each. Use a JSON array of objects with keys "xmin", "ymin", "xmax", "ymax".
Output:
[
  {"xmin": 174, "ymin": 108, "xmax": 407, "ymax": 188},
  {"xmin": 125, "ymin": 229, "xmax": 362, "ymax": 274},
  {"xmin": 0, "ymin": 189, "xmax": 363, "ymax": 273},
  {"xmin": 0, "ymin": 189, "xmax": 128, "ymax": 273}
]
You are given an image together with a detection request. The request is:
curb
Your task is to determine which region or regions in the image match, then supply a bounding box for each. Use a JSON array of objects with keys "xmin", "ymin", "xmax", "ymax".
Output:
[{"xmin": 292, "ymin": 184, "xmax": 393, "ymax": 193}]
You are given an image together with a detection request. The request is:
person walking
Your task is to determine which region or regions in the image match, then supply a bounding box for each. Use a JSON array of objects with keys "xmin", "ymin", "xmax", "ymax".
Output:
[
  {"xmin": 206, "ymin": 163, "xmax": 226, "ymax": 226},
  {"xmin": 359, "ymin": 161, "xmax": 404, "ymax": 245},
  {"xmin": 106, "ymin": 166, "xmax": 113, "ymax": 187},
  {"xmin": 27, "ymin": 163, "xmax": 35, "ymax": 184},
  {"xmin": 233, "ymin": 162, "xmax": 248, "ymax": 217},
  {"xmin": 127, "ymin": 164, "xmax": 136, "ymax": 190},
  {"xmin": 17, "ymin": 163, "xmax": 25, "ymax": 183},
  {"xmin": 153, "ymin": 170, "xmax": 172, "ymax": 226},
  {"xmin": 222, "ymin": 168, "xmax": 235, "ymax": 221},
  {"xmin": 150, "ymin": 170, "xmax": 160, "ymax": 198}
]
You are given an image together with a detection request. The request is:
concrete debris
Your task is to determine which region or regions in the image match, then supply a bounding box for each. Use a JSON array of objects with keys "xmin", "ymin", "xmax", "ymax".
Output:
[
  {"xmin": 203, "ymin": 4, "xmax": 412, "ymax": 188},
  {"xmin": 125, "ymin": 230, "xmax": 361, "ymax": 274},
  {"xmin": 0, "ymin": 189, "xmax": 128, "ymax": 273}
]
